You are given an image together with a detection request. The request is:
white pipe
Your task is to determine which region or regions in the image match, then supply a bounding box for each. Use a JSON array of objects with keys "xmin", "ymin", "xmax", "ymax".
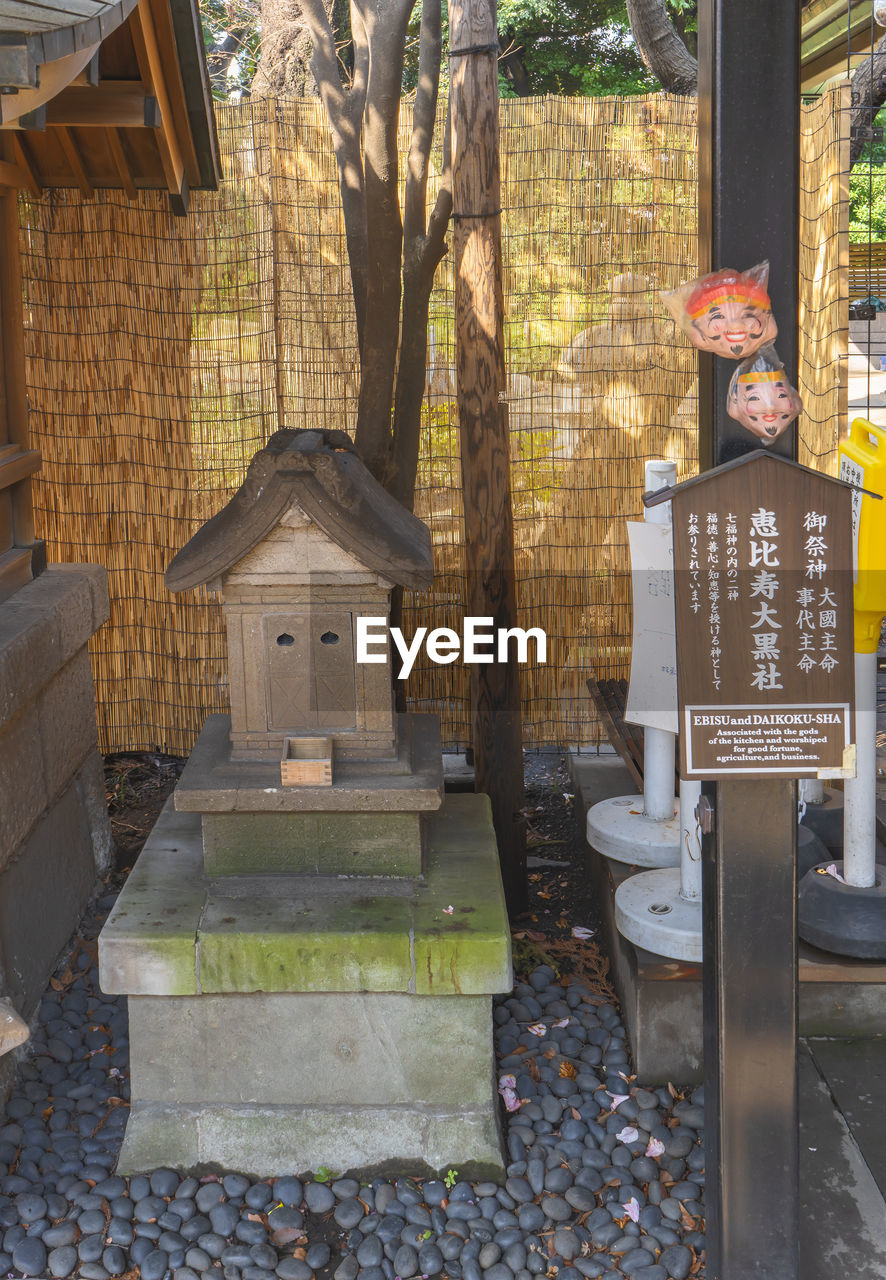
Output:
[
  {"xmin": 641, "ymin": 459, "xmax": 678, "ymax": 823},
  {"xmin": 844, "ymin": 650, "xmax": 878, "ymax": 888},
  {"xmin": 644, "ymin": 728, "xmax": 676, "ymax": 821},
  {"xmin": 800, "ymin": 778, "xmax": 825, "ymax": 806},
  {"xmin": 679, "ymin": 778, "xmax": 703, "ymax": 902}
]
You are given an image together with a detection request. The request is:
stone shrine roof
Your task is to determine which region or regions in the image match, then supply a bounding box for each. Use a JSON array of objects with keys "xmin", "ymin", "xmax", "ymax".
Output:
[{"xmin": 165, "ymin": 428, "xmax": 434, "ymax": 593}]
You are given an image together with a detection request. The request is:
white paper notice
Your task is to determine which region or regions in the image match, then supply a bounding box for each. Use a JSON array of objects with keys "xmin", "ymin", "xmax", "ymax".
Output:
[{"xmin": 625, "ymin": 521, "xmax": 678, "ymax": 733}]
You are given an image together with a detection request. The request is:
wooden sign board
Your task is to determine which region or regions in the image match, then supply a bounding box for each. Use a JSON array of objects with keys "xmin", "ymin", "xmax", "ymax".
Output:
[{"xmin": 670, "ymin": 453, "xmax": 855, "ymax": 779}]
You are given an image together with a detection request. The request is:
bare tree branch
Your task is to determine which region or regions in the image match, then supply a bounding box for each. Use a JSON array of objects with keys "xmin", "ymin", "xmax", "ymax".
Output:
[
  {"xmin": 404, "ymin": 0, "xmax": 441, "ymax": 245},
  {"xmin": 302, "ymin": 0, "xmax": 368, "ymax": 349},
  {"xmin": 352, "ymin": 0, "xmax": 418, "ymax": 478}
]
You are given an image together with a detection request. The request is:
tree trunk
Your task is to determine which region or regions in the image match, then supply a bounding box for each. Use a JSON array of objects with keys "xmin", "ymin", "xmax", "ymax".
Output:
[
  {"xmin": 252, "ymin": 0, "xmax": 318, "ymax": 97},
  {"xmin": 625, "ymin": 0, "xmax": 698, "ymax": 95},
  {"xmin": 850, "ymin": 34, "xmax": 886, "ymax": 168},
  {"xmin": 450, "ymin": 0, "xmax": 527, "ymax": 914}
]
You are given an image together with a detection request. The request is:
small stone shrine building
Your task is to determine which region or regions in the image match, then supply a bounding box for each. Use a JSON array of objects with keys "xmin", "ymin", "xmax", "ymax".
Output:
[{"xmin": 99, "ymin": 429, "xmax": 512, "ymax": 1176}]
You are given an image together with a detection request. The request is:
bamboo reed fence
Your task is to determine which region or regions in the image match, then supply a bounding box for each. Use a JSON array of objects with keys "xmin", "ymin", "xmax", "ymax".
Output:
[{"xmin": 20, "ymin": 90, "xmax": 848, "ymax": 754}]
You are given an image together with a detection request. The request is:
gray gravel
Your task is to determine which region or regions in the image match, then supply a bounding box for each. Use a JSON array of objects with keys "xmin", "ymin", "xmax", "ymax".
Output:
[{"xmin": 0, "ymin": 895, "xmax": 705, "ymax": 1279}]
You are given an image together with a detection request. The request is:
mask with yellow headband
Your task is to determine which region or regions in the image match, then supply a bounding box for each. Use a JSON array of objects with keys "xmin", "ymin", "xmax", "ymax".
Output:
[{"xmin": 726, "ymin": 345, "xmax": 802, "ymax": 444}]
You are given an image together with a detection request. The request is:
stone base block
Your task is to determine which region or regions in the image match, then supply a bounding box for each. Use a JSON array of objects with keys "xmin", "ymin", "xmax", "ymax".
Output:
[
  {"xmin": 118, "ymin": 1101, "xmax": 505, "ymax": 1181},
  {"xmin": 119, "ymin": 991, "xmax": 505, "ymax": 1177},
  {"xmin": 202, "ymin": 810, "xmax": 423, "ymax": 876}
]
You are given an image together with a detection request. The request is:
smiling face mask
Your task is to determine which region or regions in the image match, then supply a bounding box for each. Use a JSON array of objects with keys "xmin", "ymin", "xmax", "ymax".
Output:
[
  {"xmin": 660, "ymin": 262, "xmax": 778, "ymax": 360},
  {"xmin": 726, "ymin": 346, "xmax": 801, "ymax": 443}
]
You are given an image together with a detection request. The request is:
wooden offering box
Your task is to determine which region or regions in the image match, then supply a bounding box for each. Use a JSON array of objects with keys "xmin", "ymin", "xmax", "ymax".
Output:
[{"xmin": 281, "ymin": 736, "xmax": 333, "ymax": 786}]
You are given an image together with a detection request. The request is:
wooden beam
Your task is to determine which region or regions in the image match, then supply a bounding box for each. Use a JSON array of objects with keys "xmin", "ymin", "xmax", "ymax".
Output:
[
  {"xmin": 0, "ymin": 161, "xmax": 26, "ymax": 190},
  {"xmin": 450, "ymin": 0, "xmax": 527, "ymax": 913},
  {"xmin": 106, "ymin": 128, "xmax": 137, "ymax": 200},
  {"xmin": 44, "ymin": 82, "xmax": 158, "ymax": 130},
  {"xmin": 10, "ymin": 135, "xmax": 41, "ymax": 198},
  {"xmin": 56, "ymin": 126, "xmax": 94, "ymax": 199},
  {"xmin": 0, "ymin": 546, "xmax": 33, "ymax": 603},
  {"xmin": 129, "ymin": 0, "xmax": 187, "ymax": 211},
  {"xmin": 0, "ymin": 445, "xmax": 41, "ymax": 491}
]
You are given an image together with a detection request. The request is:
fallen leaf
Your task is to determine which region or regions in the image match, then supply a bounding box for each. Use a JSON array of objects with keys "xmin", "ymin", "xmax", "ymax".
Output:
[
  {"xmin": 571, "ymin": 1107, "xmax": 581, "ymax": 1120},
  {"xmin": 528, "ymin": 1059, "xmax": 541, "ymax": 1082},
  {"xmin": 680, "ymin": 1203, "xmax": 696, "ymax": 1229},
  {"xmin": 558, "ymin": 1062, "xmax": 576, "ymax": 1079}
]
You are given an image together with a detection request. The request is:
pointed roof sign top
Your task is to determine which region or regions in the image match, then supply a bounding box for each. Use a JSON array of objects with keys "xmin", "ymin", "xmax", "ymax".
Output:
[
  {"xmin": 642, "ymin": 448, "xmax": 883, "ymax": 509},
  {"xmin": 165, "ymin": 428, "xmax": 434, "ymax": 592}
]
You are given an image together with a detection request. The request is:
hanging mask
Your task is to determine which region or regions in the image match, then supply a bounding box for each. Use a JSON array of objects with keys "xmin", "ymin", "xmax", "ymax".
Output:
[
  {"xmin": 726, "ymin": 345, "xmax": 801, "ymax": 444},
  {"xmin": 660, "ymin": 262, "xmax": 777, "ymax": 359}
]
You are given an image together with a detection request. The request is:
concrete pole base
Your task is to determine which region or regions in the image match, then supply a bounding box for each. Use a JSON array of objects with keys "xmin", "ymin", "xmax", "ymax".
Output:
[
  {"xmin": 799, "ymin": 861, "xmax": 886, "ymax": 960},
  {"xmin": 614, "ymin": 867, "xmax": 702, "ymax": 962},
  {"xmin": 586, "ymin": 796, "xmax": 680, "ymax": 867}
]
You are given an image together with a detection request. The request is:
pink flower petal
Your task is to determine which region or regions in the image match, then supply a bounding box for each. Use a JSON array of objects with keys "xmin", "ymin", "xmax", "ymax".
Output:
[
  {"xmin": 607, "ymin": 1092, "xmax": 630, "ymax": 1111},
  {"xmin": 443, "ymin": 905, "xmax": 454, "ymax": 914},
  {"xmin": 501, "ymin": 1087, "xmax": 521, "ymax": 1113},
  {"xmin": 527, "ymin": 1023, "xmax": 547, "ymax": 1036},
  {"xmin": 553, "ymin": 1018, "xmax": 570, "ymax": 1028},
  {"xmin": 571, "ymin": 926, "xmax": 595, "ymax": 940},
  {"xmin": 825, "ymin": 864, "xmax": 846, "ymax": 883},
  {"xmin": 498, "ymin": 1074, "xmax": 517, "ymax": 1090},
  {"xmin": 645, "ymin": 1137, "xmax": 665, "ymax": 1158},
  {"xmin": 622, "ymin": 1197, "xmax": 640, "ymax": 1223},
  {"xmin": 616, "ymin": 1126, "xmax": 639, "ymax": 1143}
]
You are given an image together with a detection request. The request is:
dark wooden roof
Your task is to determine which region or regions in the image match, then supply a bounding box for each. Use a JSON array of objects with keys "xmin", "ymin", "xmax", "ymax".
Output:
[
  {"xmin": 0, "ymin": 0, "xmax": 137, "ymax": 82},
  {"xmin": 166, "ymin": 429, "xmax": 435, "ymax": 594},
  {"xmin": 643, "ymin": 450, "xmax": 873, "ymax": 509},
  {"xmin": 0, "ymin": 0, "xmax": 220, "ymax": 206}
]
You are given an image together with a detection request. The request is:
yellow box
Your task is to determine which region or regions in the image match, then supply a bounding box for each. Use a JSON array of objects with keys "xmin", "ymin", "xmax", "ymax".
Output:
[
  {"xmin": 280, "ymin": 736, "xmax": 333, "ymax": 786},
  {"xmin": 839, "ymin": 418, "xmax": 886, "ymax": 652}
]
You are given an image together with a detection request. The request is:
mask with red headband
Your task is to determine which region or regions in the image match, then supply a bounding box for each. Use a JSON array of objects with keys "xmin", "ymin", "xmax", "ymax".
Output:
[
  {"xmin": 660, "ymin": 262, "xmax": 778, "ymax": 359},
  {"xmin": 726, "ymin": 345, "xmax": 801, "ymax": 444}
]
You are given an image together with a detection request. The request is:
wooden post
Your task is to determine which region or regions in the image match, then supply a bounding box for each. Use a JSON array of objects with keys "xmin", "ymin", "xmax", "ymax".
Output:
[
  {"xmin": 449, "ymin": 0, "xmax": 527, "ymax": 913},
  {"xmin": 0, "ymin": 151, "xmax": 42, "ymax": 597}
]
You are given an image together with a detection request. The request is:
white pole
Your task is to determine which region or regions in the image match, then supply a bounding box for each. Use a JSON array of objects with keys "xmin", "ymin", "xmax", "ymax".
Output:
[
  {"xmin": 800, "ymin": 778, "xmax": 825, "ymax": 806},
  {"xmin": 679, "ymin": 778, "xmax": 703, "ymax": 902},
  {"xmin": 843, "ymin": 649, "xmax": 878, "ymax": 887},
  {"xmin": 642, "ymin": 459, "xmax": 677, "ymax": 824}
]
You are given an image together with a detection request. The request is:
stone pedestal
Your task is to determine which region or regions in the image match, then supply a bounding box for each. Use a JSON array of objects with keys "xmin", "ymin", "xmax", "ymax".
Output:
[{"xmin": 99, "ymin": 792, "xmax": 512, "ymax": 1177}]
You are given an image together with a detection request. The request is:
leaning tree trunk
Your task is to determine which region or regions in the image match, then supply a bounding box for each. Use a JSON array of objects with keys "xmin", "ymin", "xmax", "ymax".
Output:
[
  {"xmin": 625, "ymin": 0, "xmax": 698, "ymax": 95},
  {"xmin": 850, "ymin": 33, "xmax": 886, "ymax": 167}
]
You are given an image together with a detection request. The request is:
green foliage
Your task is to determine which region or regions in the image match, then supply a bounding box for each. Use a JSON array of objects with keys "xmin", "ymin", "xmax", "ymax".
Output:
[
  {"xmin": 200, "ymin": 0, "xmax": 260, "ymax": 98},
  {"xmin": 850, "ymin": 109, "xmax": 886, "ymax": 244}
]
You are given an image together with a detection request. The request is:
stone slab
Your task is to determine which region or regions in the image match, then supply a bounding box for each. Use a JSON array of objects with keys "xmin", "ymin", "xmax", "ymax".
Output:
[
  {"xmin": 569, "ymin": 754, "xmax": 886, "ymax": 1081},
  {"xmin": 117, "ymin": 1100, "xmax": 505, "ymax": 1181},
  {"xmin": 127, "ymin": 992, "xmax": 496, "ymax": 1107},
  {"xmin": 805, "ymin": 1037, "xmax": 886, "ymax": 1195},
  {"xmin": 201, "ymin": 809, "xmax": 423, "ymax": 876},
  {"xmin": 175, "ymin": 712, "xmax": 443, "ymax": 813},
  {"xmin": 799, "ymin": 1040, "xmax": 886, "ymax": 1279},
  {"xmin": 99, "ymin": 793, "xmax": 512, "ymax": 998}
]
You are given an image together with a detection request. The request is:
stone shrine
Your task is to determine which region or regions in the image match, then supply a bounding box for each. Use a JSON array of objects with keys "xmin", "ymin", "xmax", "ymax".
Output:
[{"xmin": 99, "ymin": 429, "xmax": 512, "ymax": 1176}]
